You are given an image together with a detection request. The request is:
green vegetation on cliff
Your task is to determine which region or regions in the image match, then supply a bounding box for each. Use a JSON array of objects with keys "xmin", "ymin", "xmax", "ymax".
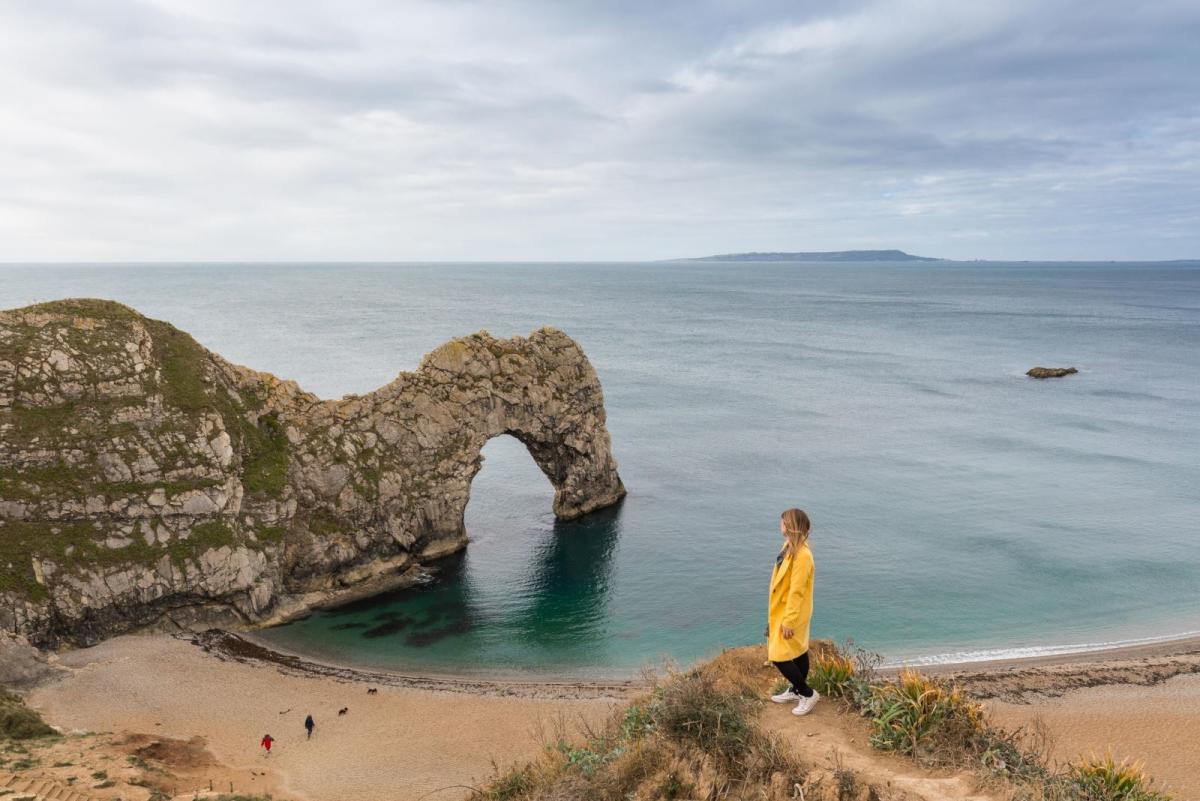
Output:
[
  {"xmin": 145, "ymin": 312, "xmax": 292, "ymax": 499},
  {"xmin": 0, "ymin": 687, "xmax": 56, "ymax": 741},
  {"xmin": 0, "ymin": 300, "xmax": 292, "ymax": 613},
  {"xmin": 241, "ymin": 413, "xmax": 290, "ymax": 496}
]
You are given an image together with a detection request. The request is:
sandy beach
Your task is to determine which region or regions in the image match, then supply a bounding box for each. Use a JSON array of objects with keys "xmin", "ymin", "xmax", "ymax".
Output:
[
  {"xmin": 28, "ymin": 635, "xmax": 626, "ymax": 801},
  {"xmin": 22, "ymin": 632, "xmax": 1200, "ymax": 801},
  {"xmin": 987, "ymin": 673, "xmax": 1200, "ymax": 799},
  {"xmin": 931, "ymin": 636, "xmax": 1200, "ymax": 799}
]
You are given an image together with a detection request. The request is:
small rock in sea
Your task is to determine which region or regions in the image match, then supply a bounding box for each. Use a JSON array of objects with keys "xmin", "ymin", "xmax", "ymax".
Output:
[{"xmin": 1026, "ymin": 366, "xmax": 1078, "ymax": 379}]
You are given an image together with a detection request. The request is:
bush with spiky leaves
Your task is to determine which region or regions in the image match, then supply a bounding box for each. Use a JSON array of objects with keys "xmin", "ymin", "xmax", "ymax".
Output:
[{"xmin": 1057, "ymin": 755, "xmax": 1171, "ymax": 801}]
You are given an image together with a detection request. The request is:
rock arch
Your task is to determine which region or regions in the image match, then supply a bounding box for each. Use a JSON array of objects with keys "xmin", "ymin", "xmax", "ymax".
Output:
[{"xmin": 288, "ymin": 327, "xmax": 627, "ymax": 582}]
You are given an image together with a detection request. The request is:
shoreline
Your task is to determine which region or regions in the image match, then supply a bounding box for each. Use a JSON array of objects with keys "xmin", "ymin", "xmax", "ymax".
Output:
[
  {"xmin": 919, "ymin": 632, "xmax": 1200, "ymax": 674},
  {"xmin": 933, "ymin": 636, "xmax": 1200, "ymax": 703},
  {"xmin": 889, "ymin": 628, "xmax": 1200, "ymax": 670},
  {"xmin": 194, "ymin": 628, "xmax": 1200, "ymax": 702},
  {"xmin": 189, "ymin": 629, "xmax": 642, "ymax": 699}
]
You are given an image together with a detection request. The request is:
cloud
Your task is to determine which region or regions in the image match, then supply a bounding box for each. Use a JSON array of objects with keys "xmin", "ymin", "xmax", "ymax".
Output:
[{"xmin": 0, "ymin": 0, "xmax": 1197, "ymax": 260}]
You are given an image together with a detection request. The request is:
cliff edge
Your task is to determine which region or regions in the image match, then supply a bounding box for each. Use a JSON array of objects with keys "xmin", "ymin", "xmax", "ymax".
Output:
[{"xmin": 0, "ymin": 299, "xmax": 625, "ymax": 647}]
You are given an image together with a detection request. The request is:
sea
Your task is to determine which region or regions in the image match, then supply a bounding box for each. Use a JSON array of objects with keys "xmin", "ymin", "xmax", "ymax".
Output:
[{"xmin": 2, "ymin": 261, "xmax": 1198, "ymax": 677}]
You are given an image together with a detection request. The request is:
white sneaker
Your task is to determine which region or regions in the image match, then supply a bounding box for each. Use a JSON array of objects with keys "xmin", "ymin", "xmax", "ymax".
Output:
[
  {"xmin": 770, "ymin": 689, "xmax": 801, "ymax": 703},
  {"xmin": 791, "ymin": 691, "xmax": 820, "ymax": 716}
]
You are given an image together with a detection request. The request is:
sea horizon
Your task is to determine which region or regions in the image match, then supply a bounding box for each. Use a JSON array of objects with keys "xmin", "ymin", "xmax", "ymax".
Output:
[{"xmin": 5, "ymin": 257, "xmax": 1200, "ymax": 267}]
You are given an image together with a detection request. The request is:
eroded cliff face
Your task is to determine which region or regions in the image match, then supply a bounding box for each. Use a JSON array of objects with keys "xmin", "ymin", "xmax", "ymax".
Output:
[{"xmin": 0, "ymin": 299, "xmax": 624, "ymax": 646}]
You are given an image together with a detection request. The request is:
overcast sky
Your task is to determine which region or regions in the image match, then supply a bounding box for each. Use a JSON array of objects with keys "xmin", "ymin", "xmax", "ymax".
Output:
[{"xmin": 2, "ymin": 1, "xmax": 1198, "ymax": 261}]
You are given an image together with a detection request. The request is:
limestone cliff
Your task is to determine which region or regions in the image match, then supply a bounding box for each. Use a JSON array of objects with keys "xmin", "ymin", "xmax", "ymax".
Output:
[{"xmin": 0, "ymin": 299, "xmax": 625, "ymax": 647}]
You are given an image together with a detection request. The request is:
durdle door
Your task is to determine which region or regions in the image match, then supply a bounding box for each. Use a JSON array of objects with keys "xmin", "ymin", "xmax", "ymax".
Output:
[{"xmin": 0, "ymin": 299, "xmax": 625, "ymax": 647}]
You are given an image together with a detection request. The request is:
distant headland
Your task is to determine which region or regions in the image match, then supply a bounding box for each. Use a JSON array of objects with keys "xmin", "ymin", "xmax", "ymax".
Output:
[{"xmin": 678, "ymin": 249, "xmax": 941, "ymax": 262}]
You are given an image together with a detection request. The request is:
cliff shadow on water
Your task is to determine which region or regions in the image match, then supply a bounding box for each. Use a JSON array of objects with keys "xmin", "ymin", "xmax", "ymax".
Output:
[
  {"xmin": 264, "ymin": 502, "xmax": 625, "ymax": 669},
  {"xmin": 515, "ymin": 504, "xmax": 623, "ymax": 646}
]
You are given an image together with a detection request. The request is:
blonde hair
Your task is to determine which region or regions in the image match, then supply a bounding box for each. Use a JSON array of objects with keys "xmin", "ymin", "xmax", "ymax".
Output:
[{"xmin": 781, "ymin": 508, "xmax": 811, "ymax": 557}]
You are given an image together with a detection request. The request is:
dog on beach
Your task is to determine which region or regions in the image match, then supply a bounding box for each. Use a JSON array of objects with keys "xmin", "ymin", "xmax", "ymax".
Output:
[
  {"xmin": 367, "ymin": 688, "xmax": 378, "ymax": 695},
  {"xmin": 338, "ymin": 707, "xmax": 348, "ymax": 715}
]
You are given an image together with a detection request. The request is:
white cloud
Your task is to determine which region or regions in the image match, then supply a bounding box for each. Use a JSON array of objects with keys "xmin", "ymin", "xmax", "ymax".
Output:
[{"xmin": 0, "ymin": 0, "xmax": 1197, "ymax": 261}]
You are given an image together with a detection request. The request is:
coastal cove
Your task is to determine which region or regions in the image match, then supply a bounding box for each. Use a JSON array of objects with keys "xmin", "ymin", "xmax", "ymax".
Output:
[{"xmin": 3, "ymin": 260, "xmax": 1199, "ymax": 675}]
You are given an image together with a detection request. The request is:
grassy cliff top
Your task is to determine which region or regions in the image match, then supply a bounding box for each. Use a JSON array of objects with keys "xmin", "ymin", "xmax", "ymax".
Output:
[{"xmin": 9, "ymin": 298, "xmax": 147, "ymax": 320}]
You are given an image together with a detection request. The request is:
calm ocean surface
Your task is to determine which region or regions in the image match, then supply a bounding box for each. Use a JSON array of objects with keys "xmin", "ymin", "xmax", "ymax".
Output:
[{"xmin": 3, "ymin": 261, "xmax": 1198, "ymax": 676}]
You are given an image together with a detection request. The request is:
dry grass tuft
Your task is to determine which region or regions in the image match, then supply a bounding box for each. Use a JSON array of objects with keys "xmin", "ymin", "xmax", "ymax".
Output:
[
  {"xmin": 471, "ymin": 642, "xmax": 1175, "ymax": 801},
  {"xmin": 469, "ymin": 646, "xmax": 808, "ymax": 801},
  {"xmin": 1052, "ymin": 754, "xmax": 1171, "ymax": 801}
]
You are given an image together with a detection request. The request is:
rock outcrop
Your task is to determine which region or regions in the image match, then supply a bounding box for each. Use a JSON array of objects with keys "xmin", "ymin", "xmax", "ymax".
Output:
[
  {"xmin": 0, "ymin": 299, "xmax": 625, "ymax": 647},
  {"xmin": 1026, "ymin": 366, "xmax": 1078, "ymax": 379}
]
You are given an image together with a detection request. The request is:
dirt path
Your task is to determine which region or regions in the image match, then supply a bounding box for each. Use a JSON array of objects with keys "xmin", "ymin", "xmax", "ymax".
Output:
[{"xmin": 762, "ymin": 700, "xmax": 1001, "ymax": 801}]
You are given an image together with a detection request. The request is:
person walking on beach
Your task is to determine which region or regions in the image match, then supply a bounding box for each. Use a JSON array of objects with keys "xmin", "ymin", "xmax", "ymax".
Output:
[
  {"xmin": 767, "ymin": 508, "xmax": 819, "ymax": 716},
  {"xmin": 304, "ymin": 714, "xmax": 314, "ymax": 740},
  {"xmin": 260, "ymin": 733, "xmax": 274, "ymax": 756}
]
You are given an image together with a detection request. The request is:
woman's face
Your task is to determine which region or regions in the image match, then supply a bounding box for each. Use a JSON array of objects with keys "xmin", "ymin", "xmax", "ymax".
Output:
[{"xmin": 780, "ymin": 518, "xmax": 787, "ymax": 536}]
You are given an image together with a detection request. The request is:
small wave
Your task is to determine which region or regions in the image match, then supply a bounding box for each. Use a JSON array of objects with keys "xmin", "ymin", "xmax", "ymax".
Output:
[
  {"xmin": 1089, "ymin": 388, "xmax": 1169, "ymax": 402},
  {"xmin": 886, "ymin": 628, "xmax": 1200, "ymax": 668}
]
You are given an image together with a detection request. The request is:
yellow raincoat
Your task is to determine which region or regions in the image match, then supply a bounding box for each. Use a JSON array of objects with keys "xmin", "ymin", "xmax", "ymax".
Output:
[{"xmin": 767, "ymin": 543, "xmax": 814, "ymax": 662}]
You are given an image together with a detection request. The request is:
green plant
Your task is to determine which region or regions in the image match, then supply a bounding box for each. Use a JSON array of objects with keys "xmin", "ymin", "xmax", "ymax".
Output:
[
  {"xmin": 1059, "ymin": 755, "xmax": 1171, "ymax": 801},
  {"xmin": 865, "ymin": 669, "xmax": 983, "ymax": 756},
  {"xmin": 809, "ymin": 651, "xmax": 856, "ymax": 698},
  {"xmin": 619, "ymin": 703, "xmax": 653, "ymax": 740},
  {"xmin": 0, "ymin": 689, "xmax": 56, "ymax": 741},
  {"xmin": 241, "ymin": 413, "xmax": 290, "ymax": 496},
  {"xmin": 554, "ymin": 739, "xmax": 621, "ymax": 776},
  {"xmin": 478, "ymin": 765, "xmax": 533, "ymax": 800}
]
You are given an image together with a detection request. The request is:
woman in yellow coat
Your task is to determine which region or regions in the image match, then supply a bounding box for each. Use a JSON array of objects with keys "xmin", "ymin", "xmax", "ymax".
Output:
[{"xmin": 767, "ymin": 508, "xmax": 818, "ymax": 715}]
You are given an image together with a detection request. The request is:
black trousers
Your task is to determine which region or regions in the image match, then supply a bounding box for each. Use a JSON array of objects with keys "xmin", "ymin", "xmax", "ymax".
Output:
[{"xmin": 772, "ymin": 651, "xmax": 813, "ymax": 697}]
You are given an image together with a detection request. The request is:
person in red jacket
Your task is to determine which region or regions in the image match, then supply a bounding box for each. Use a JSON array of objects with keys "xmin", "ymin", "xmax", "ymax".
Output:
[{"xmin": 260, "ymin": 734, "xmax": 274, "ymax": 756}]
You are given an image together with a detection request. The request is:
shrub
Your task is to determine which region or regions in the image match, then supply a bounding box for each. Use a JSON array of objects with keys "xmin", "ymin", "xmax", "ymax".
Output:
[
  {"xmin": 809, "ymin": 651, "xmax": 856, "ymax": 697},
  {"xmin": 478, "ymin": 765, "xmax": 534, "ymax": 800},
  {"xmin": 469, "ymin": 651, "xmax": 806, "ymax": 801},
  {"xmin": 0, "ymin": 688, "xmax": 56, "ymax": 740},
  {"xmin": 865, "ymin": 669, "xmax": 983, "ymax": 758},
  {"xmin": 1058, "ymin": 755, "xmax": 1171, "ymax": 801},
  {"xmin": 648, "ymin": 670, "xmax": 757, "ymax": 763}
]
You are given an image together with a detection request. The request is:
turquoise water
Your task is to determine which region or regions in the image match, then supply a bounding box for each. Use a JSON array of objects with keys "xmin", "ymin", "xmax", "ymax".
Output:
[{"xmin": 3, "ymin": 261, "xmax": 1199, "ymax": 676}]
